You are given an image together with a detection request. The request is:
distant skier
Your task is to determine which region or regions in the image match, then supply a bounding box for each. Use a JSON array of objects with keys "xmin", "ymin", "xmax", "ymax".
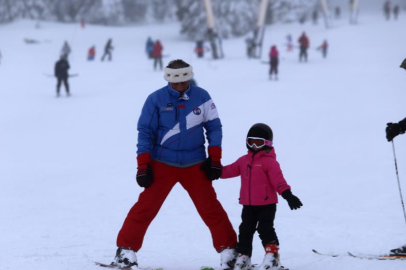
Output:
[
  {"xmin": 152, "ymin": 40, "xmax": 163, "ymax": 70},
  {"xmin": 0, "ymin": 49, "xmax": 2, "ymax": 65},
  {"xmin": 60, "ymin": 41, "xmax": 71, "ymax": 59},
  {"xmin": 269, "ymin": 45, "xmax": 279, "ymax": 80},
  {"xmin": 312, "ymin": 9, "xmax": 319, "ymax": 25},
  {"xmin": 101, "ymin": 38, "xmax": 113, "ymax": 62},
  {"xmin": 286, "ymin": 34, "xmax": 293, "ymax": 52},
  {"xmin": 384, "ymin": 0, "xmax": 391, "ymax": 20},
  {"xmin": 298, "ymin": 32, "xmax": 310, "ymax": 62},
  {"xmin": 81, "ymin": 19, "xmax": 86, "ymax": 29},
  {"xmin": 54, "ymin": 55, "xmax": 70, "ymax": 97},
  {"xmin": 146, "ymin": 37, "xmax": 154, "ymax": 59},
  {"xmin": 87, "ymin": 46, "xmax": 95, "ymax": 61},
  {"xmin": 317, "ymin": 40, "xmax": 328, "ymax": 58},
  {"xmin": 190, "ymin": 78, "xmax": 197, "ymax": 86},
  {"xmin": 393, "ymin": 5, "xmax": 400, "ymax": 20},
  {"xmin": 220, "ymin": 123, "xmax": 303, "ymax": 270},
  {"xmin": 110, "ymin": 59, "xmax": 238, "ymax": 270},
  {"xmin": 195, "ymin": 40, "xmax": 205, "ymax": 58},
  {"xmin": 245, "ymin": 37, "xmax": 255, "ymax": 58},
  {"xmin": 299, "ymin": 14, "xmax": 306, "ymax": 24},
  {"xmin": 335, "ymin": 6, "xmax": 341, "ymax": 19}
]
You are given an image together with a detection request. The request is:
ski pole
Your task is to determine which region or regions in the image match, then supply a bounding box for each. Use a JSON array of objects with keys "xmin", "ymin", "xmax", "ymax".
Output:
[{"xmin": 391, "ymin": 140, "xmax": 406, "ymax": 227}]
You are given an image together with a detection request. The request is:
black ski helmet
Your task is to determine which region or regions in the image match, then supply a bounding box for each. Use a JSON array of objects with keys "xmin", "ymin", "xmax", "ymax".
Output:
[{"xmin": 246, "ymin": 123, "xmax": 273, "ymax": 151}]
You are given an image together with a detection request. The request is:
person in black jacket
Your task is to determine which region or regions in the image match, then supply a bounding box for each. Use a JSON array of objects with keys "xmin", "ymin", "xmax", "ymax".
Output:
[
  {"xmin": 54, "ymin": 55, "xmax": 70, "ymax": 97},
  {"xmin": 101, "ymin": 38, "xmax": 113, "ymax": 61}
]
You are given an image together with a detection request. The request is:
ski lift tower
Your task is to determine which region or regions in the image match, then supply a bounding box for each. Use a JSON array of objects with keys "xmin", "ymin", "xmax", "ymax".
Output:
[
  {"xmin": 320, "ymin": 0, "xmax": 332, "ymax": 28},
  {"xmin": 252, "ymin": 0, "xmax": 269, "ymax": 58},
  {"xmin": 202, "ymin": 0, "xmax": 223, "ymax": 59},
  {"xmin": 349, "ymin": 0, "xmax": 360, "ymax": 24}
]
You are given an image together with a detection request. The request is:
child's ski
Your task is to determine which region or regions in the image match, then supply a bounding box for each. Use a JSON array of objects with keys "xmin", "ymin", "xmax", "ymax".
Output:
[
  {"xmin": 95, "ymin": 262, "xmax": 163, "ymax": 270},
  {"xmin": 312, "ymin": 249, "xmax": 340, "ymax": 257},
  {"xmin": 200, "ymin": 265, "xmax": 287, "ymax": 270},
  {"xmin": 312, "ymin": 249, "xmax": 406, "ymax": 260}
]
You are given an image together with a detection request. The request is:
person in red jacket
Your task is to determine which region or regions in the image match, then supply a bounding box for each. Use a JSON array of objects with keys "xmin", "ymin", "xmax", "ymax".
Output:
[
  {"xmin": 152, "ymin": 40, "xmax": 163, "ymax": 70},
  {"xmin": 220, "ymin": 123, "xmax": 303, "ymax": 270},
  {"xmin": 87, "ymin": 46, "xmax": 95, "ymax": 61},
  {"xmin": 298, "ymin": 32, "xmax": 310, "ymax": 62},
  {"xmin": 269, "ymin": 45, "xmax": 279, "ymax": 80}
]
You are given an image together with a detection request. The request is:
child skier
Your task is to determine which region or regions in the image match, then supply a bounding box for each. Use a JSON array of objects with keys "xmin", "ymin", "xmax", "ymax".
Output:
[
  {"xmin": 317, "ymin": 40, "xmax": 328, "ymax": 58},
  {"xmin": 269, "ymin": 45, "xmax": 279, "ymax": 80},
  {"xmin": 286, "ymin": 35, "xmax": 293, "ymax": 52},
  {"xmin": 87, "ymin": 46, "xmax": 96, "ymax": 61},
  {"xmin": 220, "ymin": 123, "xmax": 303, "ymax": 270}
]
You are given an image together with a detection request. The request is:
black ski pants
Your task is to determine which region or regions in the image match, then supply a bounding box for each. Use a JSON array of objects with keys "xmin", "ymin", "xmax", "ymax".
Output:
[
  {"xmin": 269, "ymin": 58, "xmax": 279, "ymax": 75},
  {"xmin": 101, "ymin": 50, "xmax": 112, "ymax": 61},
  {"xmin": 237, "ymin": 204, "xmax": 279, "ymax": 257},
  {"xmin": 154, "ymin": 56, "xmax": 163, "ymax": 70},
  {"xmin": 299, "ymin": 46, "xmax": 308, "ymax": 62},
  {"xmin": 56, "ymin": 76, "xmax": 69, "ymax": 95}
]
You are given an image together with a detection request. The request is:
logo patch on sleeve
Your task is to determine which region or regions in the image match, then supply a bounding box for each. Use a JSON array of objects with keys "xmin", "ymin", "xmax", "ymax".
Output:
[{"xmin": 193, "ymin": 107, "xmax": 202, "ymax": 115}]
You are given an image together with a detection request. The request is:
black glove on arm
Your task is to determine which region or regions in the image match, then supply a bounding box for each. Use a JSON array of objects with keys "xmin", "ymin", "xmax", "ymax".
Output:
[
  {"xmin": 200, "ymin": 157, "xmax": 222, "ymax": 181},
  {"xmin": 282, "ymin": 189, "xmax": 303, "ymax": 210},
  {"xmin": 136, "ymin": 164, "xmax": 154, "ymax": 188}
]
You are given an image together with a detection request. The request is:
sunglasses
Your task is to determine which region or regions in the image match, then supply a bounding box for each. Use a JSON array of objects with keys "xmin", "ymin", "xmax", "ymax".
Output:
[{"xmin": 246, "ymin": 137, "xmax": 273, "ymax": 148}]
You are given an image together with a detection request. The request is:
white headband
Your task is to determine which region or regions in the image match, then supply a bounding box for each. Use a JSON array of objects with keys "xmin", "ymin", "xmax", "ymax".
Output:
[{"xmin": 164, "ymin": 66, "xmax": 194, "ymax": 83}]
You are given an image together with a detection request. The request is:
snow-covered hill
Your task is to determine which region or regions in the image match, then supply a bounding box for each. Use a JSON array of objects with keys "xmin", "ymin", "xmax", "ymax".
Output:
[{"xmin": 0, "ymin": 11, "xmax": 405, "ymax": 270}]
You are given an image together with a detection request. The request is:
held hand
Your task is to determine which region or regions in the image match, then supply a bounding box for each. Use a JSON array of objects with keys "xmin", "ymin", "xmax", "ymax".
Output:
[
  {"xmin": 200, "ymin": 157, "xmax": 222, "ymax": 181},
  {"xmin": 282, "ymin": 190, "xmax": 303, "ymax": 210},
  {"xmin": 136, "ymin": 164, "xmax": 154, "ymax": 188}
]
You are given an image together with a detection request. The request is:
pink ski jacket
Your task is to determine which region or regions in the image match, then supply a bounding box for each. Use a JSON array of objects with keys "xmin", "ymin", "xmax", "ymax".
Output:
[{"xmin": 221, "ymin": 148, "xmax": 291, "ymax": 206}]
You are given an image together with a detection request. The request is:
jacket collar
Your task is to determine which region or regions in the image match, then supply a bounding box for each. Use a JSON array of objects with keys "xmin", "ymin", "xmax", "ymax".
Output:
[
  {"xmin": 247, "ymin": 147, "xmax": 276, "ymax": 158},
  {"xmin": 167, "ymin": 83, "xmax": 192, "ymax": 100}
]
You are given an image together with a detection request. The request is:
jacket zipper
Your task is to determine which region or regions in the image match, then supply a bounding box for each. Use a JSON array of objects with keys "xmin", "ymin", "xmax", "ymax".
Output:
[
  {"xmin": 248, "ymin": 163, "xmax": 252, "ymax": 205},
  {"xmin": 248, "ymin": 152, "xmax": 257, "ymax": 205}
]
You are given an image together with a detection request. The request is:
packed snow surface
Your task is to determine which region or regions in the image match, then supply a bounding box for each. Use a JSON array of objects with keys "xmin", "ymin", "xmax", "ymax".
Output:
[{"xmin": 1, "ymin": 11, "xmax": 406, "ymax": 270}]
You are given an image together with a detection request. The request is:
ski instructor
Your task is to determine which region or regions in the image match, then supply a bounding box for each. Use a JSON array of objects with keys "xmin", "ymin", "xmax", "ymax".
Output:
[{"xmin": 111, "ymin": 59, "xmax": 238, "ymax": 269}]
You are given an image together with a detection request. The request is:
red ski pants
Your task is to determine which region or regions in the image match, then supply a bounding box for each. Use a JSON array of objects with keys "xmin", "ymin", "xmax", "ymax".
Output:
[{"xmin": 117, "ymin": 161, "xmax": 237, "ymax": 252}]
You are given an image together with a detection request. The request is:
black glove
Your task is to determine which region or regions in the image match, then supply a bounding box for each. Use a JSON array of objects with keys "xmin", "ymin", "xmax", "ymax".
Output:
[
  {"xmin": 386, "ymin": 123, "xmax": 403, "ymax": 142},
  {"xmin": 282, "ymin": 190, "xmax": 303, "ymax": 210},
  {"xmin": 200, "ymin": 157, "xmax": 222, "ymax": 181},
  {"xmin": 136, "ymin": 164, "xmax": 154, "ymax": 188}
]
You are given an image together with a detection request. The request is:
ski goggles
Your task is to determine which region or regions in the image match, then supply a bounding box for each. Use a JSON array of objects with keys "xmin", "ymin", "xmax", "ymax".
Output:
[{"xmin": 246, "ymin": 137, "xmax": 273, "ymax": 148}]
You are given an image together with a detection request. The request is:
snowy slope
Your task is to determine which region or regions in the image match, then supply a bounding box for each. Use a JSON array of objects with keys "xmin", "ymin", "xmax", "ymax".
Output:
[{"xmin": 1, "ymin": 11, "xmax": 406, "ymax": 270}]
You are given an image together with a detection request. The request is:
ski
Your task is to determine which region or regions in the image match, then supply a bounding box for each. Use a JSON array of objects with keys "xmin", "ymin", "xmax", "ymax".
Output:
[
  {"xmin": 347, "ymin": 252, "xmax": 406, "ymax": 260},
  {"xmin": 312, "ymin": 249, "xmax": 340, "ymax": 257},
  {"xmin": 200, "ymin": 265, "xmax": 287, "ymax": 270},
  {"xmin": 312, "ymin": 249, "xmax": 406, "ymax": 260},
  {"xmin": 95, "ymin": 262, "xmax": 163, "ymax": 270}
]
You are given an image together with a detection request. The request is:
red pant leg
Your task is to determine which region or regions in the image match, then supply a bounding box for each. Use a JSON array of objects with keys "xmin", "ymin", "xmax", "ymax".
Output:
[
  {"xmin": 117, "ymin": 161, "xmax": 178, "ymax": 251},
  {"xmin": 179, "ymin": 164, "xmax": 237, "ymax": 252}
]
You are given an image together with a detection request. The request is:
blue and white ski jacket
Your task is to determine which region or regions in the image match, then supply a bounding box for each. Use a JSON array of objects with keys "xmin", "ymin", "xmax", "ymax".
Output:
[{"xmin": 137, "ymin": 83, "xmax": 222, "ymax": 165}]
